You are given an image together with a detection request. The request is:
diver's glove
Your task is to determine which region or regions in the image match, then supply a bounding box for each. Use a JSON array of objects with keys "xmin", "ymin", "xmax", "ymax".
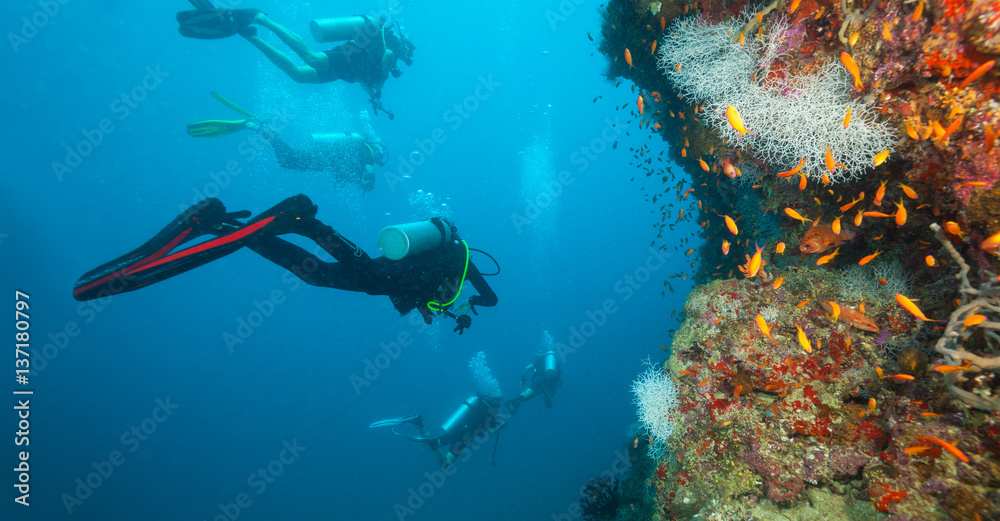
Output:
[
  {"xmin": 454, "ymin": 314, "xmax": 472, "ymax": 335},
  {"xmin": 453, "ymin": 298, "xmax": 478, "ymax": 317}
]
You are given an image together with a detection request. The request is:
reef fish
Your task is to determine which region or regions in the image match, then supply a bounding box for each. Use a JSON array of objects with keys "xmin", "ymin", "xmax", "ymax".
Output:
[
  {"xmin": 725, "ymin": 105, "xmax": 756, "ymax": 139},
  {"xmin": 799, "ymin": 224, "xmax": 856, "ymax": 254},
  {"xmin": 917, "ymin": 436, "xmax": 969, "ymax": 462},
  {"xmin": 840, "ymin": 52, "xmax": 864, "ymax": 90}
]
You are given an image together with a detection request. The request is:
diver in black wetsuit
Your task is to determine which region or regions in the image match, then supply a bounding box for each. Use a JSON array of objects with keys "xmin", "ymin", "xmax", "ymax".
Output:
[
  {"xmin": 370, "ymin": 394, "xmax": 507, "ymax": 469},
  {"xmin": 72, "ymin": 195, "xmax": 497, "ymax": 333},
  {"xmin": 177, "ymin": 1, "xmax": 414, "ymax": 118}
]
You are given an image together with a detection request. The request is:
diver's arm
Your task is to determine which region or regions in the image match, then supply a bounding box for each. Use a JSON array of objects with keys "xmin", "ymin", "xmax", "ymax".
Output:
[{"xmin": 466, "ymin": 262, "xmax": 497, "ymax": 308}]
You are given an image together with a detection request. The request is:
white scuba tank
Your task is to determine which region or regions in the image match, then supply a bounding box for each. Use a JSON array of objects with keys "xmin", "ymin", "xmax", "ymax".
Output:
[
  {"xmin": 378, "ymin": 220, "xmax": 452, "ymax": 261},
  {"xmin": 310, "ymin": 16, "xmax": 367, "ymax": 43},
  {"xmin": 543, "ymin": 350, "xmax": 560, "ymax": 379},
  {"xmin": 440, "ymin": 396, "xmax": 481, "ymax": 437},
  {"xmin": 309, "ymin": 132, "xmax": 364, "ymax": 148}
]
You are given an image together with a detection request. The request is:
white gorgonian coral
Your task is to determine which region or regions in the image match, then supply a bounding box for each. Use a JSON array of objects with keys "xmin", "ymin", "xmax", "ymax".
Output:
[
  {"xmin": 632, "ymin": 358, "xmax": 680, "ymax": 458},
  {"xmin": 657, "ymin": 13, "xmax": 896, "ymax": 182}
]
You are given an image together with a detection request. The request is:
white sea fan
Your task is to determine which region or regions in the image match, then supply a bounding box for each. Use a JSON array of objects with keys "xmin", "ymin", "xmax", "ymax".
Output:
[
  {"xmin": 632, "ymin": 358, "xmax": 680, "ymax": 458},
  {"xmin": 657, "ymin": 13, "xmax": 896, "ymax": 182}
]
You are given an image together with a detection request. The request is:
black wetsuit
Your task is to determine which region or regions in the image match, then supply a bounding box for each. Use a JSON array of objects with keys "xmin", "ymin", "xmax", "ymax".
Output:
[
  {"xmin": 73, "ymin": 195, "xmax": 497, "ymax": 326},
  {"xmin": 248, "ymin": 216, "xmax": 496, "ymax": 320},
  {"xmin": 316, "ymin": 16, "xmax": 400, "ymax": 90}
]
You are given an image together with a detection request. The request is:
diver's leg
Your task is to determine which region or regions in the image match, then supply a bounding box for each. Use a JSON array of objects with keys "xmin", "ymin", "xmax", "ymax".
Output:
[
  {"xmin": 72, "ymin": 199, "xmax": 249, "ymax": 301},
  {"xmin": 263, "ymin": 133, "xmax": 318, "ymax": 171},
  {"xmin": 240, "ymin": 32, "xmax": 321, "ymax": 83},
  {"xmin": 245, "ymin": 236, "xmax": 377, "ymax": 292},
  {"xmin": 238, "ymin": 194, "xmax": 384, "ymax": 292},
  {"xmin": 247, "ymin": 13, "xmax": 330, "ymax": 79}
]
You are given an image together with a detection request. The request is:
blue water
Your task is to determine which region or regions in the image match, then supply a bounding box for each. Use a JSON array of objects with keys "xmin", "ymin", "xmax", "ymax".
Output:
[{"xmin": 3, "ymin": 1, "xmax": 699, "ymax": 520}]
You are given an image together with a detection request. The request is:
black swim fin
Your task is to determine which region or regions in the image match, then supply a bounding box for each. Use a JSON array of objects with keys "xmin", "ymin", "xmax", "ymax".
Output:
[
  {"xmin": 177, "ymin": 8, "xmax": 260, "ymax": 39},
  {"xmin": 72, "ymin": 200, "xmax": 257, "ymax": 301}
]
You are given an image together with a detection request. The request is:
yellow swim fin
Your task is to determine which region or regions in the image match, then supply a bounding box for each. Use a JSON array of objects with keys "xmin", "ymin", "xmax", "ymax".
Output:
[
  {"xmin": 186, "ymin": 119, "xmax": 249, "ymax": 138},
  {"xmin": 210, "ymin": 91, "xmax": 259, "ymax": 119}
]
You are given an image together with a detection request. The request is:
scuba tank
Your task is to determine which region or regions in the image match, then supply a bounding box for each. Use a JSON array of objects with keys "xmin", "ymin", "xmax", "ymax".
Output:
[
  {"xmin": 310, "ymin": 16, "xmax": 367, "ymax": 43},
  {"xmin": 310, "ymin": 132, "xmax": 365, "ymax": 149},
  {"xmin": 378, "ymin": 219, "xmax": 452, "ymax": 261},
  {"xmin": 543, "ymin": 350, "xmax": 560, "ymax": 380},
  {"xmin": 440, "ymin": 395, "xmax": 487, "ymax": 440}
]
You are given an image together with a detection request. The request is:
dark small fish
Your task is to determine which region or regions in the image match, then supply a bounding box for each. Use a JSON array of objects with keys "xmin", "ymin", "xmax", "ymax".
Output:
[{"xmin": 587, "ymin": 32, "xmax": 594, "ymax": 41}]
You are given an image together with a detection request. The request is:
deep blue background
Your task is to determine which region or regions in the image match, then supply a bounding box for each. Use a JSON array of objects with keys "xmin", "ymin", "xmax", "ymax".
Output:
[{"xmin": 2, "ymin": 1, "xmax": 698, "ymax": 520}]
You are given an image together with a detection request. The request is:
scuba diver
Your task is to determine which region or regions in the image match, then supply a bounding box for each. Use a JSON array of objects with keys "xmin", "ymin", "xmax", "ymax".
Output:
[
  {"xmin": 72, "ymin": 194, "xmax": 498, "ymax": 333},
  {"xmin": 177, "ymin": 0, "xmax": 414, "ymax": 119},
  {"xmin": 505, "ymin": 349, "xmax": 562, "ymax": 414},
  {"xmin": 370, "ymin": 394, "xmax": 506, "ymax": 469},
  {"xmin": 186, "ymin": 92, "xmax": 388, "ymax": 192}
]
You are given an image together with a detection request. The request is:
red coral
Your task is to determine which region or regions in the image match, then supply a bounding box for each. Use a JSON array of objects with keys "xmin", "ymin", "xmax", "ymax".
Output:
[{"xmin": 873, "ymin": 483, "xmax": 908, "ymax": 512}]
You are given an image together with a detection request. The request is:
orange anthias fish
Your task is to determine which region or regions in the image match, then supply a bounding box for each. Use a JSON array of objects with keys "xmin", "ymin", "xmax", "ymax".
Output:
[
  {"xmin": 840, "ymin": 52, "xmax": 864, "ymax": 90},
  {"xmin": 981, "ymin": 231, "xmax": 1000, "ymax": 251},
  {"xmin": 895, "ymin": 294, "xmax": 940, "ymax": 322},
  {"xmin": 945, "ymin": 221, "xmax": 965, "ymax": 239},
  {"xmin": 958, "ymin": 59, "xmax": 995, "ymax": 89},
  {"xmin": 776, "ymin": 242, "xmax": 786, "ymax": 254},
  {"xmin": 755, "ymin": 314, "xmax": 773, "ymax": 340},
  {"xmin": 726, "ymin": 105, "xmax": 757, "ymax": 139},
  {"xmin": 800, "ymin": 224, "xmax": 856, "ymax": 253},
  {"xmin": 625, "ymin": 48, "xmax": 633, "ymax": 68},
  {"xmin": 724, "ymin": 215, "xmax": 739, "ymax": 235},
  {"xmin": 776, "ymin": 158, "xmax": 806, "ymax": 178},
  {"xmin": 873, "ymin": 149, "xmax": 890, "ymax": 166},
  {"xmin": 858, "ymin": 250, "xmax": 882, "ymax": 265},
  {"xmin": 743, "ymin": 242, "xmax": 765, "ymax": 278},
  {"xmin": 895, "ymin": 198, "xmax": 907, "ymax": 226},
  {"xmin": 874, "ymin": 180, "xmax": 888, "ymax": 205},
  {"xmin": 637, "ymin": 95, "xmax": 644, "ymax": 115},
  {"xmin": 785, "ymin": 208, "xmax": 812, "ymax": 224},
  {"xmin": 963, "ymin": 314, "xmax": 987, "ymax": 327},
  {"xmin": 816, "ymin": 247, "xmax": 841, "ymax": 265},
  {"xmin": 796, "ymin": 325, "xmax": 811, "ymax": 353},
  {"xmin": 934, "ymin": 361, "xmax": 973, "ymax": 373},
  {"xmin": 917, "ymin": 436, "xmax": 969, "ymax": 462}
]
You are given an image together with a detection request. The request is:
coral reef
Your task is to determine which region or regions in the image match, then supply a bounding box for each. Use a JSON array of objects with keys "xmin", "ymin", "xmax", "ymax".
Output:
[
  {"xmin": 658, "ymin": 12, "xmax": 896, "ymax": 181},
  {"xmin": 598, "ymin": 0, "xmax": 1000, "ymax": 517}
]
